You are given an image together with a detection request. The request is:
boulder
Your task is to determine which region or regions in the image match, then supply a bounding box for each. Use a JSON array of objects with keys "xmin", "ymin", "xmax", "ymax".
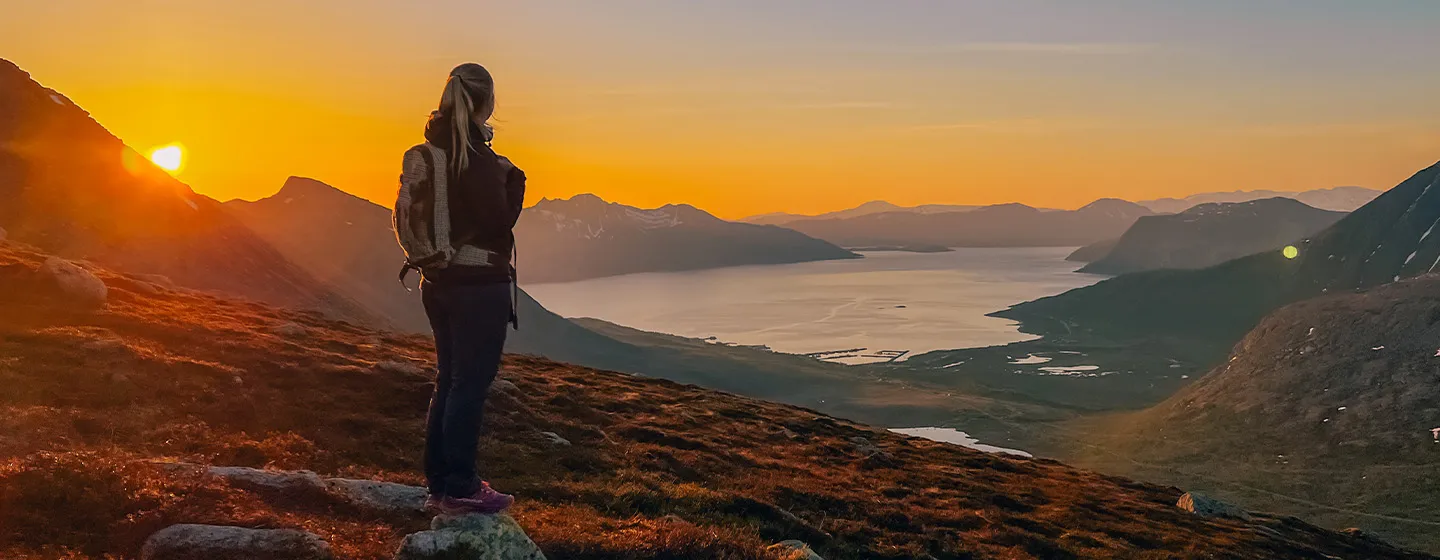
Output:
[
  {"xmin": 492, "ymin": 379, "xmax": 519, "ymax": 393},
  {"xmin": 270, "ymin": 322, "xmax": 309, "ymax": 338},
  {"xmin": 131, "ymin": 272, "xmax": 176, "ymax": 289},
  {"xmin": 208, "ymin": 466, "xmax": 327, "ymax": 495},
  {"xmin": 129, "ymin": 280, "xmax": 162, "ymax": 295},
  {"xmin": 396, "ymin": 514, "xmax": 546, "ymax": 560},
  {"xmin": 325, "ymin": 478, "xmax": 428, "ymax": 515},
  {"xmin": 537, "ymin": 431, "xmax": 571, "ymax": 447},
  {"xmin": 849, "ymin": 436, "xmax": 888, "ymax": 458},
  {"xmin": 140, "ymin": 524, "xmax": 332, "ymax": 560},
  {"xmin": 39, "ymin": 257, "xmax": 107, "ymax": 308},
  {"xmin": 769, "ymin": 540, "xmax": 824, "ymax": 560},
  {"xmin": 376, "ymin": 360, "xmax": 427, "ymax": 376},
  {"xmin": 1176, "ymin": 492, "xmax": 1251, "ymax": 520}
]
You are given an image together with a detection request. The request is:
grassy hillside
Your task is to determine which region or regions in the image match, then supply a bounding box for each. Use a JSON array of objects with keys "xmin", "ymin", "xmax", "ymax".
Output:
[
  {"xmin": 2, "ymin": 243, "xmax": 1428, "ymax": 559},
  {"xmin": 1063, "ymin": 274, "xmax": 1440, "ymax": 553}
]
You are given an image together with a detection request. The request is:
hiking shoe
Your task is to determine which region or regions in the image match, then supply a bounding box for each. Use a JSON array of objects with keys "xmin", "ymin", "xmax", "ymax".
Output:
[
  {"xmin": 444, "ymin": 481, "xmax": 514, "ymax": 514},
  {"xmin": 423, "ymin": 494, "xmax": 445, "ymax": 513}
]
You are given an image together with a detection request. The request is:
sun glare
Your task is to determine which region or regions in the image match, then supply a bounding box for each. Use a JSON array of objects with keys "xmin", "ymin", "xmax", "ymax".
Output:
[{"xmin": 148, "ymin": 144, "xmax": 184, "ymax": 173}]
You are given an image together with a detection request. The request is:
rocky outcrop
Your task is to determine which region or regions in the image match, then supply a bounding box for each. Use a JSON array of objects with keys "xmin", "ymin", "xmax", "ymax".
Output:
[
  {"xmin": 270, "ymin": 321, "xmax": 310, "ymax": 338},
  {"xmin": 1176, "ymin": 492, "xmax": 1251, "ymax": 520},
  {"xmin": 193, "ymin": 465, "xmax": 426, "ymax": 516},
  {"xmin": 38, "ymin": 257, "xmax": 107, "ymax": 308},
  {"xmin": 325, "ymin": 477, "xmax": 428, "ymax": 515},
  {"xmin": 376, "ymin": 360, "xmax": 427, "ymax": 376},
  {"xmin": 209, "ymin": 465, "xmax": 327, "ymax": 495},
  {"xmin": 396, "ymin": 513, "xmax": 546, "ymax": 560},
  {"xmin": 140, "ymin": 524, "xmax": 332, "ymax": 560}
]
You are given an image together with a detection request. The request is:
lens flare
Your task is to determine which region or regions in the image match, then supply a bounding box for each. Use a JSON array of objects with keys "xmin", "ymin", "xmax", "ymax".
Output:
[
  {"xmin": 1283, "ymin": 245, "xmax": 1299, "ymax": 259},
  {"xmin": 148, "ymin": 144, "xmax": 184, "ymax": 173}
]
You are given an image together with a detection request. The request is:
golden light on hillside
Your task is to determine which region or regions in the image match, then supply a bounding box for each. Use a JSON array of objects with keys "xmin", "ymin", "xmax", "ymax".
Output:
[
  {"xmin": 1283, "ymin": 245, "xmax": 1299, "ymax": 259},
  {"xmin": 148, "ymin": 144, "xmax": 184, "ymax": 174}
]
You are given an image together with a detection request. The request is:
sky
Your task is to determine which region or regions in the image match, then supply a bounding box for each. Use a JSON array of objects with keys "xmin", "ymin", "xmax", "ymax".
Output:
[{"xmin": 4, "ymin": 1, "xmax": 1440, "ymax": 219}]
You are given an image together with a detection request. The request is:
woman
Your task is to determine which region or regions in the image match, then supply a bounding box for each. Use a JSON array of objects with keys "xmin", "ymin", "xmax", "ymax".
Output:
[{"xmin": 418, "ymin": 63, "xmax": 525, "ymax": 515}]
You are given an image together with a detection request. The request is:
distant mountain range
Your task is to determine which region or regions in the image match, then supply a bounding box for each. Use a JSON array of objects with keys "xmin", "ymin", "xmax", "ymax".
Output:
[
  {"xmin": 517, "ymin": 194, "xmax": 857, "ymax": 283},
  {"xmin": 1074, "ymin": 198, "xmax": 1346, "ymax": 275},
  {"xmin": 745, "ymin": 188, "xmax": 1378, "ymax": 229},
  {"xmin": 1138, "ymin": 186, "xmax": 1381, "ymax": 214},
  {"xmin": 743, "ymin": 200, "xmax": 985, "ymax": 225},
  {"xmin": 997, "ymin": 160, "xmax": 1440, "ymax": 345},
  {"xmin": 0, "ymin": 59, "xmax": 376, "ymax": 325},
  {"xmin": 780, "ymin": 199, "xmax": 1153, "ymax": 249}
]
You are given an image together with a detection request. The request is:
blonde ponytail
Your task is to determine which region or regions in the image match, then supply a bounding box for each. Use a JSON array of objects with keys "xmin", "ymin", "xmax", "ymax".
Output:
[{"xmin": 435, "ymin": 63, "xmax": 496, "ymax": 174}]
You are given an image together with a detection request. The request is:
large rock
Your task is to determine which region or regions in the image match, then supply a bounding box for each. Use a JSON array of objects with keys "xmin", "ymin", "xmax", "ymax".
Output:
[
  {"xmin": 1176, "ymin": 492, "xmax": 1251, "ymax": 520},
  {"xmin": 396, "ymin": 514, "xmax": 546, "ymax": 560},
  {"xmin": 207, "ymin": 466, "xmax": 429, "ymax": 516},
  {"xmin": 769, "ymin": 540, "xmax": 825, "ymax": 560},
  {"xmin": 269, "ymin": 321, "xmax": 309, "ymax": 338},
  {"xmin": 38, "ymin": 257, "xmax": 107, "ymax": 308},
  {"xmin": 376, "ymin": 360, "xmax": 427, "ymax": 376},
  {"xmin": 140, "ymin": 524, "xmax": 332, "ymax": 560},
  {"xmin": 208, "ymin": 466, "xmax": 327, "ymax": 495},
  {"xmin": 325, "ymin": 478, "xmax": 427, "ymax": 515},
  {"xmin": 0, "ymin": 226, "xmax": 7, "ymax": 242}
]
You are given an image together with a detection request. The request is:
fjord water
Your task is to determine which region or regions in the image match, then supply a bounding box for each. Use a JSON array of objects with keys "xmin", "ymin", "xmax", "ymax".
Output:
[{"xmin": 526, "ymin": 247, "xmax": 1102, "ymax": 361}]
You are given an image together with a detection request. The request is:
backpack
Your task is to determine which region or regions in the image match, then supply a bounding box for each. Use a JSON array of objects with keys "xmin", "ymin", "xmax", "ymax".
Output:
[
  {"xmin": 392, "ymin": 142, "xmax": 454, "ymax": 288},
  {"xmin": 392, "ymin": 142, "xmax": 522, "ymax": 328}
]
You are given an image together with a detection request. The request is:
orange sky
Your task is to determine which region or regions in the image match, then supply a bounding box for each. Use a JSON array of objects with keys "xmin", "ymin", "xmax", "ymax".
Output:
[{"xmin": 5, "ymin": 1, "xmax": 1440, "ymax": 219}]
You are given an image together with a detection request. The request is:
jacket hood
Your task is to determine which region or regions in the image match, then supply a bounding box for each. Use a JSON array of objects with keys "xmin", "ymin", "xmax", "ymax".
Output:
[
  {"xmin": 424, "ymin": 112, "xmax": 494, "ymax": 152},
  {"xmin": 424, "ymin": 112, "xmax": 454, "ymax": 149}
]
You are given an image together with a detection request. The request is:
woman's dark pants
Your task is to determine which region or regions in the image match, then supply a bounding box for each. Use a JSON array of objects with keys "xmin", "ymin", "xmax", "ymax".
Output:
[{"xmin": 421, "ymin": 280, "xmax": 511, "ymax": 498}]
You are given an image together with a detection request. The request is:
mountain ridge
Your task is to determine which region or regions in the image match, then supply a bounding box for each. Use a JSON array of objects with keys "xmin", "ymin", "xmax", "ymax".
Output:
[
  {"xmin": 781, "ymin": 198, "xmax": 1153, "ymax": 249},
  {"xmin": 518, "ymin": 193, "xmax": 859, "ymax": 283},
  {"xmin": 1140, "ymin": 186, "xmax": 1382, "ymax": 214},
  {"xmin": 997, "ymin": 160, "xmax": 1440, "ymax": 345},
  {"xmin": 1079, "ymin": 198, "xmax": 1346, "ymax": 275},
  {"xmin": 0, "ymin": 58, "xmax": 377, "ymax": 325}
]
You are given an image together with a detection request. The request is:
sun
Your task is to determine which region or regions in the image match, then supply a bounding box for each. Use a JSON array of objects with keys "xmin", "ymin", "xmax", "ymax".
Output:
[{"xmin": 148, "ymin": 144, "xmax": 184, "ymax": 173}]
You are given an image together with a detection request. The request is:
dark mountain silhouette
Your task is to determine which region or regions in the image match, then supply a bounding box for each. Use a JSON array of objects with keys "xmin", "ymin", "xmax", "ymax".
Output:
[
  {"xmin": 1079, "ymin": 198, "xmax": 1345, "ymax": 275},
  {"xmin": 997, "ymin": 161, "xmax": 1440, "ymax": 345},
  {"xmin": 2, "ymin": 242, "xmax": 1430, "ymax": 560},
  {"xmin": 1074, "ymin": 275, "xmax": 1440, "ymax": 553},
  {"xmin": 784, "ymin": 199, "xmax": 1153, "ymax": 249},
  {"xmin": 0, "ymin": 59, "xmax": 375, "ymax": 324},
  {"xmin": 517, "ymin": 194, "xmax": 858, "ymax": 283},
  {"xmin": 1066, "ymin": 238, "xmax": 1119, "ymax": 263},
  {"xmin": 1140, "ymin": 186, "xmax": 1381, "ymax": 214},
  {"xmin": 742, "ymin": 200, "xmax": 982, "ymax": 225}
]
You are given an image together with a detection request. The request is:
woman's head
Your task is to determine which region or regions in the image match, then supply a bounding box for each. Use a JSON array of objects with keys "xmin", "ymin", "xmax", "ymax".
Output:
[{"xmin": 436, "ymin": 62, "xmax": 496, "ymax": 172}]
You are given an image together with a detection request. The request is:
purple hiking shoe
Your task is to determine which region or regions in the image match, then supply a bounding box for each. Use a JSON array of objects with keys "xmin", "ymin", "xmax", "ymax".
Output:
[{"xmin": 443, "ymin": 481, "xmax": 514, "ymax": 514}]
